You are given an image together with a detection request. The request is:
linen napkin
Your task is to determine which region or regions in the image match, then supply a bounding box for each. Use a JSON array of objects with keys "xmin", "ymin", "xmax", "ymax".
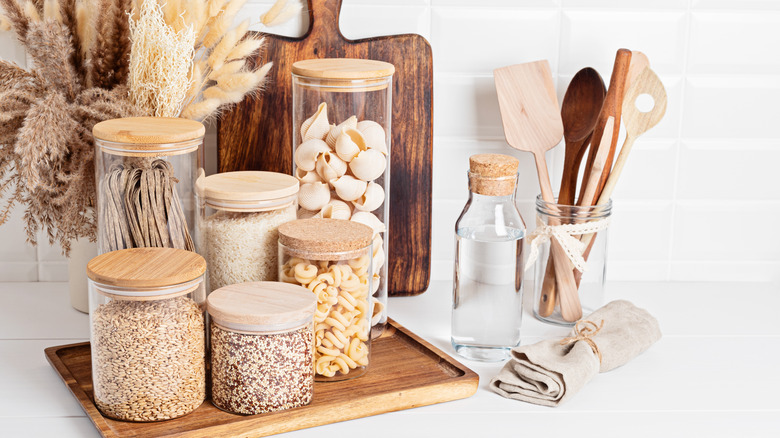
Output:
[{"xmin": 489, "ymin": 300, "xmax": 661, "ymax": 407}]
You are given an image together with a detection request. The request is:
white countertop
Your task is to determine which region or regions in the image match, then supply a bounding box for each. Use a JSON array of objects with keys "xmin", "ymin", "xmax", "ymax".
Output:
[{"xmin": 1, "ymin": 281, "xmax": 778, "ymax": 437}]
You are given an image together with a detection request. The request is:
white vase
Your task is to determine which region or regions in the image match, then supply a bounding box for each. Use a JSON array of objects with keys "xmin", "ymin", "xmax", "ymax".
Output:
[{"xmin": 68, "ymin": 237, "xmax": 97, "ymax": 313}]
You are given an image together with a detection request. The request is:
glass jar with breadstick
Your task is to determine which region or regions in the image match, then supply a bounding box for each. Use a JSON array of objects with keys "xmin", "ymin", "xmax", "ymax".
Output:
[{"xmin": 278, "ymin": 218, "xmax": 374, "ymax": 381}]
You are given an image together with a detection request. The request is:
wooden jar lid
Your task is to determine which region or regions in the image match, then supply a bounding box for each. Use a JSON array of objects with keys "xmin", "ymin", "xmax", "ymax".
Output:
[
  {"xmin": 87, "ymin": 248, "xmax": 206, "ymax": 288},
  {"xmin": 93, "ymin": 117, "xmax": 205, "ymax": 148},
  {"xmin": 278, "ymin": 218, "xmax": 373, "ymax": 259},
  {"xmin": 292, "ymin": 58, "xmax": 395, "ymax": 80},
  {"xmin": 468, "ymin": 154, "xmax": 519, "ymax": 196},
  {"xmin": 207, "ymin": 281, "xmax": 316, "ymax": 330},
  {"xmin": 198, "ymin": 171, "xmax": 299, "ymax": 203}
]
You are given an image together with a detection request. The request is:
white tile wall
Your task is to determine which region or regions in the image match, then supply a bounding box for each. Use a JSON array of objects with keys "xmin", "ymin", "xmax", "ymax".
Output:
[{"xmin": 1, "ymin": 0, "xmax": 778, "ymax": 282}]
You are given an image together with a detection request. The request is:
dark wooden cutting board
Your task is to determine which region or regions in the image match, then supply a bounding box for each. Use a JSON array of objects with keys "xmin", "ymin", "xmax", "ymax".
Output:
[{"xmin": 217, "ymin": 0, "xmax": 433, "ymax": 296}]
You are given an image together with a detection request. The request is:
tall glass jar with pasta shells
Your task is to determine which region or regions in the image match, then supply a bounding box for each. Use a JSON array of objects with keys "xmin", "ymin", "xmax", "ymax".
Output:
[
  {"xmin": 278, "ymin": 218, "xmax": 374, "ymax": 381},
  {"xmin": 291, "ymin": 59, "xmax": 393, "ymax": 338},
  {"xmin": 93, "ymin": 117, "xmax": 204, "ymax": 255}
]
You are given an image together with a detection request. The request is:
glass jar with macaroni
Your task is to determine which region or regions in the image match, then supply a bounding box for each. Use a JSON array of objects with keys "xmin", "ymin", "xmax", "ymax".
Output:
[{"xmin": 278, "ymin": 218, "xmax": 374, "ymax": 381}]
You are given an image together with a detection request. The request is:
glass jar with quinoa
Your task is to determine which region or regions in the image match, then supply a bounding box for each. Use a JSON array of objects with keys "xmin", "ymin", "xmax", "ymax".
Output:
[
  {"xmin": 87, "ymin": 247, "xmax": 207, "ymax": 422},
  {"xmin": 207, "ymin": 281, "xmax": 316, "ymax": 415}
]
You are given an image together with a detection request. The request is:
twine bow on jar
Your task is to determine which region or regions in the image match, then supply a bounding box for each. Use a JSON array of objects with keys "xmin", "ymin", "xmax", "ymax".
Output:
[
  {"xmin": 560, "ymin": 319, "xmax": 605, "ymax": 364},
  {"xmin": 523, "ymin": 216, "xmax": 611, "ymax": 273}
]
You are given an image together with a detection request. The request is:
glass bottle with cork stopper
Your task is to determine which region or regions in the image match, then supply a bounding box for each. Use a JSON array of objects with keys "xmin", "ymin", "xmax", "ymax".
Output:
[{"xmin": 451, "ymin": 153, "xmax": 526, "ymax": 362}]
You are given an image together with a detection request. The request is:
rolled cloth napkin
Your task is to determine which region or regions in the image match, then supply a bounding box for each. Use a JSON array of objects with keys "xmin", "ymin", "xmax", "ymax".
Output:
[{"xmin": 489, "ymin": 300, "xmax": 661, "ymax": 407}]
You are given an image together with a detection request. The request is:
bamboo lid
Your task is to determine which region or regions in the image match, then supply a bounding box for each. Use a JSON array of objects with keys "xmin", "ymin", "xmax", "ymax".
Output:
[
  {"xmin": 87, "ymin": 248, "xmax": 206, "ymax": 288},
  {"xmin": 278, "ymin": 219, "xmax": 373, "ymax": 258},
  {"xmin": 207, "ymin": 281, "xmax": 316, "ymax": 330},
  {"xmin": 292, "ymin": 58, "xmax": 395, "ymax": 80},
  {"xmin": 468, "ymin": 153, "xmax": 519, "ymax": 196},
  {"xmin": 198, "ymin": 171, "xmax": 299, "ymax": 202},
  {"xmin": 93, "ymin": 117, "xmax": 205, "ymax": 144}
]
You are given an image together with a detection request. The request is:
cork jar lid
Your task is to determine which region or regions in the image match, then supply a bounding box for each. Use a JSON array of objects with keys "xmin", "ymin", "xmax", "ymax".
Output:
[
  {"xmin": 87, "ymin": 248, "xmax": 206, "ymax": 289},
  {"xmin": 278, "ymin": 218, "xmax": 373, "ymax": 260},
  {"xmin": 468, "ymin": 154, "xmax": 519, "ymax": 197},
  {"xmin": 292, "ymin": 58, "xmax": 395, "ymax": 80},
  {"xmin": 207, "ymin": 282, "xmax": 316, "ymax": 331},
  {"xmin": 197, "ymin": 171, "xmax": 299, "ymax": 211}
]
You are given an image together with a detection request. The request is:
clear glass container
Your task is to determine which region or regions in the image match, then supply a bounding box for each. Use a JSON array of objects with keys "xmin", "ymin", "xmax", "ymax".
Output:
[
  {"xmin": 93, "ymin": 117, "xmax": 204, "ymax": 255},
  {"xmin": 278, "ymin": 218, "xmax": 374, "ymax": 381},
  {"xmin": 86, "ymin": 247, "xmax": 207, "ymax": 422},
  {"xmin": 533, "ymin": 196, "xmax": 612, "ymax": 326},
  {"xmin": 452, "ymin": 154, "xmax": 526, "ymax": 362},
  {"xmin": 207, "ymin": 281, "xmax": 316, "ymax": 415},
  {"xmin": 291, "ymin": 58, "xmax": 394, "ymax": 337},
  {"xmin": 196, "ymin": 171, "xmax": 299, "ymax": 292}
]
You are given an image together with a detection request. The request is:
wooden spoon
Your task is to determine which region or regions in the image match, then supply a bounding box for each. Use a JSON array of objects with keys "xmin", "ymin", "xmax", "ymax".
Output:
[
  {"xmin": 494, "ymin": 60, "xmax": 583, "ymax": 322},
  {"xmin": 537, "ymin": 68, "xmax": 605, "ymax": 318}
]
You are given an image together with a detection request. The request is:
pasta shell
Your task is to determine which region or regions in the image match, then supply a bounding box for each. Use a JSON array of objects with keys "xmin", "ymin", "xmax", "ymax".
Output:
[
  {"xmin": 298, "ymin": 182, "xmax": 331, "ymax": 211},
  {"xmin": 350, "ymin": 211, "xmax": 385, "ymax": 237},
  {"xmin": 326, "ymin": 116, "xmax": 358, "ymax": 148},
  {"xmin": 349, "ymin": 149, "xmax": 387, "ymax": 182},
  {"xmin": 335, "ymin": 128, "xmax": 367, "ymax": 163},
  {"xmin": 372, "ymin": 246, "xmax": 385, "ymax": 273},
  {"xmin": 372, "ymin": 234, "xmax": 383, "ymax": 257},
  {"xmin": 352, "ymin": 182, "xmax": 385, "ymax": 212},
  {"xmin": 294, "ymin": 139, "xmax": 330, "ymax": 172},
  {"xmin": 315, "ymin": 150, "xmax": 348, "ymax": 182},
  {"xmin": 371, "ymin": 296, "xmax": 383, "ymax": 324},
  {"xmin": 319, "ymin": 199, "xmax": 352, "ymax": 220},
  {"xmin": 300, "ymin": 102, "xmax": 330, "ymax": 141},
  {"xmin": 357, "ymin": 120, "xmax": 388, "ymax": 155},
  {"xmin": 295, "ymin": 167, "xmax": 321, "ymax": 184},
  {"xmin": 330, "ymin": 175, "xmax": 367, "ymax": 202},
  {"xmin": 297, "ymin": 208, "xmax": 319, "ymax": 219}
]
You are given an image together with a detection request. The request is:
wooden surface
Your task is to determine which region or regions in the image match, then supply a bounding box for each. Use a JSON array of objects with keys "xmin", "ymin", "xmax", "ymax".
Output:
[
  {"xmin": 86, "ymin": 248, "xmax": 206, "ymax": 288},
  {"xmin": 198, "ymin": 171, "xmax": 299, "ymax": 202},
  {"xmin": 217, "ymin": 0, "xmax": 433, "ymax": 296},
  {"xmin": 207, "ymin": 281, "xmax": 316, "ymax": 328},
  {"xmin": 44, "ymin": 318, "xmax": 479, "ymax": 438},
  {"xmin": 93, "ymin": 117, "xmax": 205, "ymax": 144},
  {"xmin": 291, "ymin": 58, "xmax": 395, "ymax": 79}
]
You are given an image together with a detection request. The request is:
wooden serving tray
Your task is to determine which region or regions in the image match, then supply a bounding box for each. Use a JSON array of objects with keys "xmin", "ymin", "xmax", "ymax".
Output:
[
  {"xmin": 45, "ymin": 319, "xmax": 478, "ymax": 438},
  {"xmin": 217, "ymin": 0, "xmax": 433, "ymax": 296}
]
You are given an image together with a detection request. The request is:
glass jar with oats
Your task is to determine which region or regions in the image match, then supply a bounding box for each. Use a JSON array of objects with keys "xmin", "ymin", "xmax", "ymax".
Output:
[
  {"xmin": 93, "ymin": 117, "xmax": 204, "ymax": 255},
  {"xmin": 278, "ymin": 218, "xmax": 374, "ymax": 381},
  {"xmin": 87, "ymin": 247, "xmax": 207, "ymax": 422},
  {"xmin": 195, "ymin": 171, "xmax": 299, "ymax": 292},
  {"xmin": 292, "ymin": 58, "xmax": 394, "ymax": 337},
  {"xmin": 207, "ymin": 281, "xmax": 316, "ymax": 415}
]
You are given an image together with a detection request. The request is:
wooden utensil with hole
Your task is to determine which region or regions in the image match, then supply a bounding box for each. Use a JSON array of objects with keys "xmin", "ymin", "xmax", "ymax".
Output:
[
  {"xmin": 493, "ymin": 60, "xmax": 582, "ymax": 322},
  {"xmin": 537, "ymin": 67, "xmax": 605, "ymax": 317},
  {"xmin": 577, "ymin": 67, "xmax": 667, "ymax": 279},
  {"xmin": 578, "ymin": 49, "xmax": 632, "ymax": 207}
]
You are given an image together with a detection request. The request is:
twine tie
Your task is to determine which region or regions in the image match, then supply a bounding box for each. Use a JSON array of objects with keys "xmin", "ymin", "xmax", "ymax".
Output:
[
  {"xmin": 560, "ymin": 319, "xmax": 604, "ymax": 364},
  {"xmin": 523, "ymin": 216, "xmax": 611, "ymax": 273}
]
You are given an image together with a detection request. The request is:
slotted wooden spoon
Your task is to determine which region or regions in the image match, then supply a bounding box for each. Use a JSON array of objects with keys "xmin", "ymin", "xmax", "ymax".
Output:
[
  {"xmin": 537, "ymin": 67, "xmax": 605, "ymax": 317},
  {"xmin": 494, "ymin": 60, "xmax": 583, "ymax": 322}
]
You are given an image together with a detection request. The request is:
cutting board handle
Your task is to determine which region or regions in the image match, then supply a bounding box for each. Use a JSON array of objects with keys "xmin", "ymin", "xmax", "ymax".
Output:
[{"xmin": 308, "ymin": 0, "xmax": 345, "ymax": 43}]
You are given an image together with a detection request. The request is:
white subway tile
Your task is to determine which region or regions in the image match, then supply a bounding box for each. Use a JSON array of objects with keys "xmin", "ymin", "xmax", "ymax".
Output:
[
  {"xmin": 607, "ymin": 261, "xmax": 669, "ymax": 281},
  {"xmin": 560, "ymin": 10, "xmax": 687, "ymax": 75},
  {"xmin": 692, "ymin": 0, "xmax": 780, "ymax": 10},
  {"xmin": 34, "ymin": 231, "xmax": 66, "ymax": 263},
  {"xmin": 689, "ymin": 11, "xmax": 780, "ymax": 74},
  {"xmin": 563, "ymin": 0, "xmax": 687, "ymax": 8},
  {"xmin": 431, "ymin": 7, "xmax": 559, "ymax": 74},
  {"xmin": 245, "ymin": 1, "xmax": 309, "ymax": 37},
  {"xmin": 431, "ymin": 200, "xmax": 461, "ymax": 263},
  {"xmin": 672, "ymin": 201, "xmax": 780, "ymax": 261},
  {"xmin": 0, "ymin": 263, "xmax": 38, "ymax": 282},
  {"xmin": 38, "ymin": 262, "xmax": 68, "ymax": 282},
  {"xmin": 0, "ymin": 208, "xmax": 37, "ymax": 263},
  {"xmin": 433, "ymin": 74, "xmax": 505, "ymax": 138},
  {"xmin": 340, "ymin": 4, "xmax": 430, "ymax": 40},
  {"xmin": 677, "ymin": 140, "xmax": 780, "ymax": 200},
  {"xmin": 670, "ymin": 261, "xmax": 780, "ymax": 282},
  {"xmin": 433, "ymin": 0, "xmax": 560, "ymax": 6},
  {"xmin": 607, "ymin": 200, "xmax": 674, "ymax": 261},
  {"xmin": 0, "ymin": 33, "xmax": 27, "ymax": 66},
  {"xmin": 682, "ymin": 76, "xmax": 780, "ymax": 139},
  {"xmin": 610, "ymin": 140, "xmax": 678, "ymax": 200}
]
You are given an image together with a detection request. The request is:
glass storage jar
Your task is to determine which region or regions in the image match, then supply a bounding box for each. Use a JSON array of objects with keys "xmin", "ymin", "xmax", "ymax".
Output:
[
  {"xmin": 532, "ymin": 196, "xmax": 612, "ymax": 326},
  {"xmin": 207, "ymin": 281, "xmax": 316, "ymax": 415},
  {"xmin": 196, "ymin": 171, "xmax": 299, "ymax": 292},
  {"xmin": 452, "ymin": 154, "xmax": 526, "ymax": 362},
  {"xmin": 291, "ymin": 58, "xmax": 393, "ymax": 337},
  {"xmin": 86, "ymin": 247, "xmax": 207, "ymax": 422},
  {"xmin": 93, "ymin": 117, "xmax": 204, "ymax": 254},
  {"xmin": 278, "ymin": 218, "xmax": 374, "ymax": 381}
]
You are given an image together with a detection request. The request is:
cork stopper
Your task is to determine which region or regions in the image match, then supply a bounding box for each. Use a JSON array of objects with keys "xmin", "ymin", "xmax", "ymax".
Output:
[
  {"xmin": 468, "ymin": 153, "xmax": 519, "ymax": 196},
  {"xmin": 87, "ymin": 248, "xmax": 206, "ymax": 289},
  {"xmin": 278, "ymin": 218, "xmax": 373, "ymax": 260},
  {"xmin": 207, "ymin": 281, "xmax": 316, "ymax": 331}
]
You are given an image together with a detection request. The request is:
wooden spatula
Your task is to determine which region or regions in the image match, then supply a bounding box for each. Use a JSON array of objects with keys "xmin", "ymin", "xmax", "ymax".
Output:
[{"xmin": 494, "ymin": 60, "xmax": 582, "ymax": 322}]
